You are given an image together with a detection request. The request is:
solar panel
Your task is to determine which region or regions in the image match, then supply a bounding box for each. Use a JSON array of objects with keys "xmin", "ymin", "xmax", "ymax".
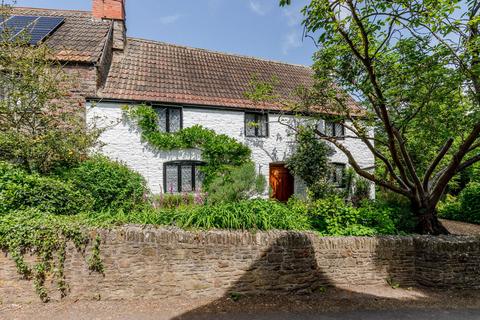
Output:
[
  {"xmin": 0, "ymin": 15, "xmax": 64, "ymax": 45},
  {"xmin": 27, "ymin": 17, "xmax": 64, "ymax": 44}
]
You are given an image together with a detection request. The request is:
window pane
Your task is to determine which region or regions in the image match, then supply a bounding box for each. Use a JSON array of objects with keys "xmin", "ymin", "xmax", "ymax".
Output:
[
  {"xmin": 169, "ymin": 108, "xmax": 182, "ymax": 133},
  {"xmin": 194, "ymin": 167, "xmax": 204, "ymax": 191},
  {"xmin": 245, "ymin": 113, "xmax": 256, "ymax": 136},
  {"xmin": 165, "ymin": 165, "xmax": 178, "ymax": 193},
  {"xmin": 331, "ymin": 164, "xmax": 345, "ymax": 186},
  {"xmin": 336, "ymin": 166, "xmax": 343, "ymax": 184},
  {"xmin": 155, "ymin": 108, "xmax": 167, "ymax": 132},
  {"xmin": 325, "ymin": 122, "xmax": 334, "ymax": 136},
  {"xmin": 316, "ymin": 121, "xmax": 324, "ymax": 135},
  {"xmin": 181, "ymin": 165, "xmax": 193, "ymax": 192},
  {"xmin": 335, "ymin": 123, "xmax": 344, "ymax": 137},
  {"xmin": 259, "ymin": 114, "xmax": 268, "ymax": 137}
]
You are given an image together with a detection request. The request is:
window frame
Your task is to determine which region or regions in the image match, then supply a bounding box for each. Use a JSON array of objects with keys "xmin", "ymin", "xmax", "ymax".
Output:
[
  {"xmin": 324, "ymin": 121, "xmax": 345, "ymax": 139},
  {"xmin": 330, "ymin": 162, "xmax": 346, "ymax": 188},
  {"xmin": 244, "ymin": 112, "xmax": 269, "ymax": 138},
  {"xmin": 163, "ymin": 160, "xmax": 205, "ymax": 193},
  {"xmin": 152, "ymin": 104, "xmax": 183, "ymax": 133}
]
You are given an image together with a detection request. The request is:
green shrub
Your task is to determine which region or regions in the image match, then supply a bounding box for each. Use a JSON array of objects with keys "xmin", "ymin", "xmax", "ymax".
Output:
[
  {"xmin": 286, "ymin": 127, "xmax": 335, "ymax": 200},
  {"xmin": 357, "ymin": 201, "xmax": 397, "ymax": 235},
  {"xmin": 206, "ymin": 162, "xmax": 266, "ymax": 204},
  {"xmin": 373, "ymin": 192, "xmax": 416, "ymax": 233},
  {"xmin": 0, "ymin": 161, "xmax": 93, "ymax": 215},
  {"xmin": 306, "ymin": 197, "xmax": 374, "ymax": 235},
  {"xmin": 438, "ymin": 194, "xmax": 462, "ymax": 220},
  {"xmin": 459, "ymin": 182, "xmax": 480, "ymax": 224},
  {"xmin": 59, "ymin": 156, "xmax": 148, "ymax": 212},
  {"xmin": 441, "ymin": 183, "xmax": 480, "ymax": 224}
]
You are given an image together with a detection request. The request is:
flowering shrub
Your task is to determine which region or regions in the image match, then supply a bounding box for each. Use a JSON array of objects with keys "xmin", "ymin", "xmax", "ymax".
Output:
[{"xmin": 151, "ymin": 192, "xmax": 207, "ymax": 209}]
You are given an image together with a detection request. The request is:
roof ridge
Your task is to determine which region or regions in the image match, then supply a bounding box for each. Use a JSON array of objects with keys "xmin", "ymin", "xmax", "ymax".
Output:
[
  {"xmin": 12, "ymin": 6, "xmax": 92, "ymax": 15},
  {"xmin": 127, "ymin": 37, "xmax": 312, "ymax": 70}
]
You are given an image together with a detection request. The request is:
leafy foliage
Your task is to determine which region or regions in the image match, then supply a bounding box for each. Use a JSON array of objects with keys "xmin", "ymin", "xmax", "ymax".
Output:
[
  {"xmin": 206, "ymin": 162, "xmax": 266, "ymax": 204},
  {"xmin": 162, "ymin": 199, "xmax": 311, "ymax": 231},
  {"xmin": 294, "ymin": 197, "xmax": 397, "ymax": 236},
  {"xmin": 343, "ymin": 168, "xmax": 372, "ymax": 206},
  {"xmin": 58, "ymin": 156, "xmax": 148, "ymax": 212},
  {"xmin": 0, "ymin": 209, "xmax": 102, "ymax": 302},
  {"xmin": 124, "ymin": 105, "xmax": 252, "ymax": 186},
  {"xmin": 274, "ymin": 0, "xmax": 480, "ymax": 234},
  {"xmin": 0, "ymin": 161, "xmax": 93, "ymax": 215},
  {"xmin": 439, "ymin": 183, "xmax": 480, "ymax": 224},
  {"xmin": 0, "ymin": 18, "xmax": 99, "ymax": 173},
  {"xmin": 286, "ymin": 126, "xmax": 335, "ymax": 200}
]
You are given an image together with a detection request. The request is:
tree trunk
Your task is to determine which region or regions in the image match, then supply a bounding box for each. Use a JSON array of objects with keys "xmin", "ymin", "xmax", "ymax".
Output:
[{"xmin": 413, "ymin": 205, "xmax": 450, "ymax": 235}]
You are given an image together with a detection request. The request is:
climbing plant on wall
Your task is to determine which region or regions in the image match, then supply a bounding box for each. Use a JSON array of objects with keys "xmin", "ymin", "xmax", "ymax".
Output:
[{"xmin": 123, "ymin": 104, "xmax": 252, "ymax": 186}]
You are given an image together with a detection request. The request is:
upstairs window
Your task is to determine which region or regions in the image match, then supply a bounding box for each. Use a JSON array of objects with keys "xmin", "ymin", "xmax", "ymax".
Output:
[
  {"xmin": 331, "ymin": 163, "xmax": 346, "ymax": 187},
  {"xmin": 324, "ymin": 121, "xmax": 345, "ymax": 138},
  {"xmin": 164, "ymin": 161, "xmax": 204, "ymax": 193},
  {"xmin": 245, "ymin": 112, "xmax": 268, "ymax": 137},
  {"xmin": 154, "ymin": 106, "xmax": 182, "ymax": 133}
]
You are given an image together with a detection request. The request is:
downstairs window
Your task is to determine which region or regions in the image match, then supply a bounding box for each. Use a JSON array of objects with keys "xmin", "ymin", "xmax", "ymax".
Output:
[
  {"xmin": 164, "ymin": 161, "xmax": 204, "ymax": 193},
  {"xmin": 331, "ymin": 163, "xmax": 346, "ymax": 187}
]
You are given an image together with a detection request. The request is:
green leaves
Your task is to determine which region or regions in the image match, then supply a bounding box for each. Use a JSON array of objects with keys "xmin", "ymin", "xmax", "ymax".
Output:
[
  {"xmin": 0, "ymin": 208, "xmax": 101, "ymax": 302},
  {"xmin": 286, "ymin": 126, "xmax": 335, "ymax": 199},
  {"xmin": 206, "ymin": 162, "xmax": 266, "ymax": 204},
  {"xmin": 59, "ymin": 155, "xmax": 148, "ymax": 212},
  {"xmin": 124, "ymin": 105, "xmax": 251, "ymax": 187},
  {"xmin": 0, "ymin": 31, "xmax": 100, "ymax": 173},
  {"xmin": 0, "ymin": 162, "xmax": 94, "ymax": 216}
]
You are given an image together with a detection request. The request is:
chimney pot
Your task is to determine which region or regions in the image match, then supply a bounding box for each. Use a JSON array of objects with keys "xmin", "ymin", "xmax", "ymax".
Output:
[{"xmin": 93, "ymin": 0, "xmax": 125, "ymax": 21}]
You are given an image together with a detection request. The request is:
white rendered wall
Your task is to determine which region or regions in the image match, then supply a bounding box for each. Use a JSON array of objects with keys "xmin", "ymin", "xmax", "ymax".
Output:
[{"xmin": 87, "ymin": 102, "xmax": 375, "ymax": 196}]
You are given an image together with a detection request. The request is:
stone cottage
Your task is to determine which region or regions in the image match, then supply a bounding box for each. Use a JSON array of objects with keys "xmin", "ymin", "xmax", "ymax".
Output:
[{"xmin": 6, "ymin": 0, "xmax": 374, "ymax": 200}]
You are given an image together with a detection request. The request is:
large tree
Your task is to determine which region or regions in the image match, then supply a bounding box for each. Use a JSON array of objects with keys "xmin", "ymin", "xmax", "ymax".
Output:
[
  {"xmin": 0, "ymin": 3, "xmax": 99, "ymax": 173},
  {"xmin": 277, "ymin": 0, "xmax": 480, "ymax": 234}
]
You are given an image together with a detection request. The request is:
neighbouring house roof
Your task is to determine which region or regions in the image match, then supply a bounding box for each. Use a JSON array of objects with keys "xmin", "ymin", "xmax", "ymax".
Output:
[{"xmin": 10, "ymin": 7, "xmax": 111, "ymax": 63}]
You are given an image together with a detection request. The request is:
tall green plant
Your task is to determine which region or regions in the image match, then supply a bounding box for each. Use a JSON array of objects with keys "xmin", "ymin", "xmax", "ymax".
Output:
[
  {"xmin": 286, "ymin": 126, "xmax": 335, "ymax": 199},
  {"xmin": 206, "ymin": 162, "xmax": 266, "ymax": 204}
]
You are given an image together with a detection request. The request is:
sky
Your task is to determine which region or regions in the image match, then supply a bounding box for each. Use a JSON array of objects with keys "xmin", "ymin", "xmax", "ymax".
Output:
[{"xmin": 12, "ymin": 0, "xmax": 318, "ymax": 66}]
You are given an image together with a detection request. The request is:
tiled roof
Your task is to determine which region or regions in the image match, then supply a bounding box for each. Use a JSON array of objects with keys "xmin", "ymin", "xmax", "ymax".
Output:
[
  {"xmin": 99, "ymin": 38, "xmax": 361, "ymax": 113},
  {"xmin": 10, "ymin": 7, "xmax": 111, "ymax": 63}
]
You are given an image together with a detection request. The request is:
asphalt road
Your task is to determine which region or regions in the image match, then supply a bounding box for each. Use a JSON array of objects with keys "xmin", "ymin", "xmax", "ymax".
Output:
[{"xmin": 177, "ymin": 309, "xmax": 480, "ymax": 320}]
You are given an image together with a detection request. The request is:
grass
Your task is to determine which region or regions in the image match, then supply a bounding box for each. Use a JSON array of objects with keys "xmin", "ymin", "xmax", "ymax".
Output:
[{"xmin": 73, "ymin": 199, "xmax": 311, "ymax": 231}]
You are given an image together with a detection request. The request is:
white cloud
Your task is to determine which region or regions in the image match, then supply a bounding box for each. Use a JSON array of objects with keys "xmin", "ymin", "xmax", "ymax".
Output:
[
  {"xmin": 283, "ymin": 7, "xmax": 302, "ymax": 27},
  {"xmin": 249, "ymin": 0, "xmax": 269, "ymax": 16},
  {"xmin": 282, "ymin": 30, "xmax": 302, "ymax": 55},
  {"xmin": 159, "ymin": 14, "xmax": 182, "ymax": 25}
]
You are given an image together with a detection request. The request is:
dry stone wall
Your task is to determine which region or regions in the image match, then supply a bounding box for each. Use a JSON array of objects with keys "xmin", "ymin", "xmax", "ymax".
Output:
[{"xmin": 0, "ymin": 226, "xmax": 479, "ymax": 303}]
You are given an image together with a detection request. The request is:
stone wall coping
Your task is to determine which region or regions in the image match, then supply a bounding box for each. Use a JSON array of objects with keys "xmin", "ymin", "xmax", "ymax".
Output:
[{"xmin": 89, "ymin": 225, "xmax": 480, "ymax": 246}]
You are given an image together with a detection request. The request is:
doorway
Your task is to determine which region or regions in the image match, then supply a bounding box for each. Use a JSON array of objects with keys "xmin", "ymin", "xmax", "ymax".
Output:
[{"xmin": 269, "ymin": 163, "xmax": 294, "ymax": 202}]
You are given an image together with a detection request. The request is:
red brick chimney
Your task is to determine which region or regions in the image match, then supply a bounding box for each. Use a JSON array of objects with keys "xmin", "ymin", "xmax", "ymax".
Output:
[{"xmin": 93, "ymin": 0, "xmax": 126, "ymax": 50}]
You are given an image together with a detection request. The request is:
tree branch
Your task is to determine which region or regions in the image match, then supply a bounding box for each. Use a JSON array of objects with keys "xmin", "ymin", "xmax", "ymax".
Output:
[{"xmin": 423, "ymin": 138, "xmax": 454, "ymax": 191}]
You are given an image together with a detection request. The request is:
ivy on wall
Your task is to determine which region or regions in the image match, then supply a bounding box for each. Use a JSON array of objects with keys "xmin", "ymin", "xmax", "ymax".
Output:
[
  {"xmin": 123, "ymin": 105, "xmax": 252, "ymax": 186},
  {"xmin": 0, "ymin": 209, "xmax": 103, "ymax": 302}
]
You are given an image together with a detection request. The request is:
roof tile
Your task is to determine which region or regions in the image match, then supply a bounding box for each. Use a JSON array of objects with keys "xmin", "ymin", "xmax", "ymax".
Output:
[
  {"xmin": 99, "ymin": 38, "xmax": 361, "ymax": 112},
  {"xmin": 11, "ymin": 7, "xmax": 111, "ymax": 63}
]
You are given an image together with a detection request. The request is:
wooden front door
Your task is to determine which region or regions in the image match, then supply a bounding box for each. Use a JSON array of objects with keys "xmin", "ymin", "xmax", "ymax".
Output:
[{"xmin": 269, "ymin": 163, "xmax": 294, "ymax": 202}]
